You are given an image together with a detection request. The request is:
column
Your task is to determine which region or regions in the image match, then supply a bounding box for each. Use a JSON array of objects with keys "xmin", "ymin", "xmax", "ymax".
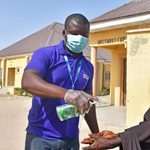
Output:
[
  {"xmin": 1, "ymin": 58, "xmax": 6, "ymax": 87},
  {"xmin": 110, "ymin": 51, "xmax": 120, "ymax": 105},
  {"xmin": 91, "ymin": 47, "xmax": 97, "ymax": 96},
  {"xmin": 25, "ymin": 55, "xmax": 29, "ymax": 65}
]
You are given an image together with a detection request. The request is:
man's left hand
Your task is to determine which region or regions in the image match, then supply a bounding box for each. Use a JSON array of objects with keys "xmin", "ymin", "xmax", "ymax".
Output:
[{"xmin": 82, "ymin": 133, "xmax": 113, "ymax": 150}]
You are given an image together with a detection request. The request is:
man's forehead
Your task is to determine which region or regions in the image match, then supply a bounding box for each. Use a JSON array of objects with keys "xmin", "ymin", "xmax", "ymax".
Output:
[{"xmin": 65, "ymin": 19, "xmax": 89, "ymax": 36}]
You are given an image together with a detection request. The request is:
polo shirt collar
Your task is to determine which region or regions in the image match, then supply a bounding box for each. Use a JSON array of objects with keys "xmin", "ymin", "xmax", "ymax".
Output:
[{"xmin": 58, "ymin": 40, "xmax": 83, "ymax": 57}]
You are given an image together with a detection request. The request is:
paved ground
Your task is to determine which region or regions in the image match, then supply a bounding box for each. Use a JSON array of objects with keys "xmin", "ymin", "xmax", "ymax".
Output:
[{"xmin": 0, "ymin": 94, "xmax": 126, "ymax": 150}]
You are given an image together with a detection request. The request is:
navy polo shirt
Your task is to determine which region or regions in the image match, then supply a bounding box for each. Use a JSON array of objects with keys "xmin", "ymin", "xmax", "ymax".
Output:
[{"xmin": 25, "ymin": 40, "xmax": 94, "ymax": 140}]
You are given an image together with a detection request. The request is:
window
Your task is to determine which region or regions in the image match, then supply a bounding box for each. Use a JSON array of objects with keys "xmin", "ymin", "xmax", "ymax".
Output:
[
  {"xmin": 16, "ymin": 67, "xmax": 20, "ymax": 74},
  {"xmin": 104, "ymin": 71, "xmax": 110, "ymax": 81}
]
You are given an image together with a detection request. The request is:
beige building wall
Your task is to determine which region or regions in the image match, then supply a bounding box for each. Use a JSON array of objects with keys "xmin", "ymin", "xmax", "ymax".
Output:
[
  {"xmin": 89, "ymin": 25, "xmax": 149, "ymax": 47},
  {"xmin": 0, "ymin": 55, "xmax": 31, "ymax": 93},
  {"xmin": 103, "ymin": 63, "xmax": 110, "ymax": 87},
  {"xmin": 126, "ymin": 28, "xmax": 150, "ymax": 127},
  {"xmin": 1, "ymin": 58, "xmax": 6, "ymax": 87},
  {"xmin": 0, "ymin": 60, "xmax": 2, "ymax": 75},
  {"xmin": 90, "ymin": 27, "xmax": 127, "ymax": 105},
  {"xmin": 110, "ymin": 47, "xmax": 126, "ymax": 106},
  {"xmin": 97, "ymin": 61, "xmax": 104, "ymax": 94},
  {"xmin": 97, "ymin": 62, "xmax": 110, "ymax": 94},
  {"xmin": 0, "ymin": 60, "xmax": 2, "ymax": 87},
  {"xmin": 90, "ymin": 24, "xmax": 150, "ymax": 106},
  {"xmin": 5, "ymin": 57, "xmax": 27, "ymax": 87}
]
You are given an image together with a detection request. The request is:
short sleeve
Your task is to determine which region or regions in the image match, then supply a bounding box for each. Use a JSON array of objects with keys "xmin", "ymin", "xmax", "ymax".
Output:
[{"xmin": 25, "ymin": 48, "xmax": 49, "ymax": 77}]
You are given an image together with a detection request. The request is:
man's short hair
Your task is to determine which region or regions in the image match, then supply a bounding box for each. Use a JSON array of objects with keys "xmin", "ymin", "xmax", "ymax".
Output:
[{"xmin": 65, "ymin": 13, "xmax": 90, "ymax": 30}]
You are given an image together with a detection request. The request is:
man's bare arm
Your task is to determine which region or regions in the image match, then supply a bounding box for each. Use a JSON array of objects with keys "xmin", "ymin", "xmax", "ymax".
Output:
[
  {"xmin": 22, "ymin": 70, "xmax": 67, "ymax": 99},
  {"xmin": 84, "ymin": 91, "xmax": 99, "ymax": 134}
]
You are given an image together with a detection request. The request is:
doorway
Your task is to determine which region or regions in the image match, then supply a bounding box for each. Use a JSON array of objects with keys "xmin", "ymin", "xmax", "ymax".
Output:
[
  {"xmin": 7, "ymin": 68, "xmax": 15, "ymax": 86},
  {"xmin": 122, "ymin": 58, "xmax": 127, "ymax": 105}
]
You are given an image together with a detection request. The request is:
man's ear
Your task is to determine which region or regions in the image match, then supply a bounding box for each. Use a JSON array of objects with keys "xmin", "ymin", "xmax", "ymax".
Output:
[
  {"xmin": 62, "ymin": 30, "xmax": 65, "ymax": 36},
  {"xmin": 62, "ymin": 30, "xmax": 67, "ymax": 40}
]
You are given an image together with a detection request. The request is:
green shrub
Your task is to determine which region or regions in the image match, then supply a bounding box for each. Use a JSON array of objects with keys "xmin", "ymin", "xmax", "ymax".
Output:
[
  {"xmin": 98, "ymin": 87, "xmax": 110, "ymax": 96},
  {"xmin": 14, "ymin": 87, "xmax": 32, "ymax": 97},
  {"xmin": 14, "ymin": 87, "xmax": 23, "ymax": 95}
]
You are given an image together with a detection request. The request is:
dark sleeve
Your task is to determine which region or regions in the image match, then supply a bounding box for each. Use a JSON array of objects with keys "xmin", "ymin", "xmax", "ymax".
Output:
[
  {"xmin": 124, "ymin": 108, "xmax": 150, "ymax": 142},
  {"xmin": 119, "ymin": 108, "xmax": 150, "ymax": 150},
  {"xmin": 119, "ymin": 130, "xmax": 141, "ymax": 150}
]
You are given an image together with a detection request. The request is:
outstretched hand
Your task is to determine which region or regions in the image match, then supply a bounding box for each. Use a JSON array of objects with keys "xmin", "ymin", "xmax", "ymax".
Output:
[
  {"xmin": 82, "ymin": 130, "xmax": 118, "ymax": 144},
  {"xmin": 82, "ymin": 133, "xmax": 113, "ymax": 150},
  {"xmin": 81, "ymin": 130, "xmax": 118, "ymax": 150},
  {"xmin": 99, "ymin": 130, "xmax": 118, "ymax": 139}
]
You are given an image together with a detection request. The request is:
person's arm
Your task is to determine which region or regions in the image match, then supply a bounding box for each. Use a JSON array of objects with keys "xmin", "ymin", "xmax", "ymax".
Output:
[
  {"xmin": 22, "ymin": 69, "xmax": 67, "ymax": 99},
  {"xmin": 82, "ymin": 108, "xmax": 150, "ymax": 150},
  {"xmin": 22, "ymin": 47, "xmax": 67, "ymax": 99},
  {"xmin": 82, "ymin": 120, "xmax": 150, "ymax": 150},
  {"xmin": 84, "ymin": 91, "xmax": 99, "ymax": 134},
  {"xmin": 82, "ymin": 133, "xmax": 121, "ymax": 150},
  {"xmin": 119, "ymin": 108, "xmax": 150, "ymax": 144},
  {"xmin": 119, "ymin": 120, "xmax": 150, "ymax": 144},
  {"xmin": 22, "ymin": 70, "xmax": 96, "ymax": 113}
]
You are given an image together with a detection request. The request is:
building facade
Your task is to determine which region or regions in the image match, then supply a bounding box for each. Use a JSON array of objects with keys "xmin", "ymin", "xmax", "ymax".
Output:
[{"xmin": 90, "ymin": 0, "xmax": 150, "ymax": 126}]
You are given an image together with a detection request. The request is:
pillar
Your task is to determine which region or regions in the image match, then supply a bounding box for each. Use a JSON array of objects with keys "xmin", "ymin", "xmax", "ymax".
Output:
[
  {"xmin": 1, "ymin": 58, "xmax": 6, "ymax": 87},
  {"xmin": 110, "ymin": 51, "xmax": 121, "ymax": 105},
  {"xmin": 91, "ymin": 47, "xmax": 97, "ymax": 96}
]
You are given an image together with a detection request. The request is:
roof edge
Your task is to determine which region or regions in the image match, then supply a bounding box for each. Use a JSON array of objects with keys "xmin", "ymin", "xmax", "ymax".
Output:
[
  {"xmin": 90, "ymin": 13, "xmax": 150, "ymax": 32},
  {"xmin": 0, "ymin": 52, "xmax": 33, "ymax": 60},
  {"xmin": 90, "ymin": 1, "xmax": 132, "ymax": 23},
  {"xmin": 0, "ymin": 22, "xmax": 63, "ymax": 51}
]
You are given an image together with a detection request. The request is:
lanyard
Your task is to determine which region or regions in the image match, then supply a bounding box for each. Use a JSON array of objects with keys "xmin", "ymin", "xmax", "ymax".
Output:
[{"xmin": 64, "ymin": 55, "xmax": 83, "ymax": 89}]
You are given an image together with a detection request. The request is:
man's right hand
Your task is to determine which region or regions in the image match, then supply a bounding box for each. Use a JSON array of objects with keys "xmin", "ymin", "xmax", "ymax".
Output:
[{"xmin": 64, "ymin": 89, "xmax": 97, "ymax": 113}]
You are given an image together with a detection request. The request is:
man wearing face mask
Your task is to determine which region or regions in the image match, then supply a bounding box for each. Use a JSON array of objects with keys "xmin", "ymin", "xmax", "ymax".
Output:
[{"xmin": 22, "ymin": 13, "xmax": 99, "ymax": 150}]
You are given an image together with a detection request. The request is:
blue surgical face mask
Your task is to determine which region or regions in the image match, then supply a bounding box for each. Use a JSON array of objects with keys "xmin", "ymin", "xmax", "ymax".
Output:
[{"xmin": 66, "ymin": 34, "xmax": 88, "ymax": 53}]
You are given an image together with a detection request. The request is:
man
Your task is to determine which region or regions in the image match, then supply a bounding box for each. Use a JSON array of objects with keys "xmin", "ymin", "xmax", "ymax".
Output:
[
  {"xmin": 22, "ymin": 13, "xmax": 99, "ymax": 150},
  {"xmin": 82, "ymin": 108, "xmax": 150, "ymax": 150}
]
